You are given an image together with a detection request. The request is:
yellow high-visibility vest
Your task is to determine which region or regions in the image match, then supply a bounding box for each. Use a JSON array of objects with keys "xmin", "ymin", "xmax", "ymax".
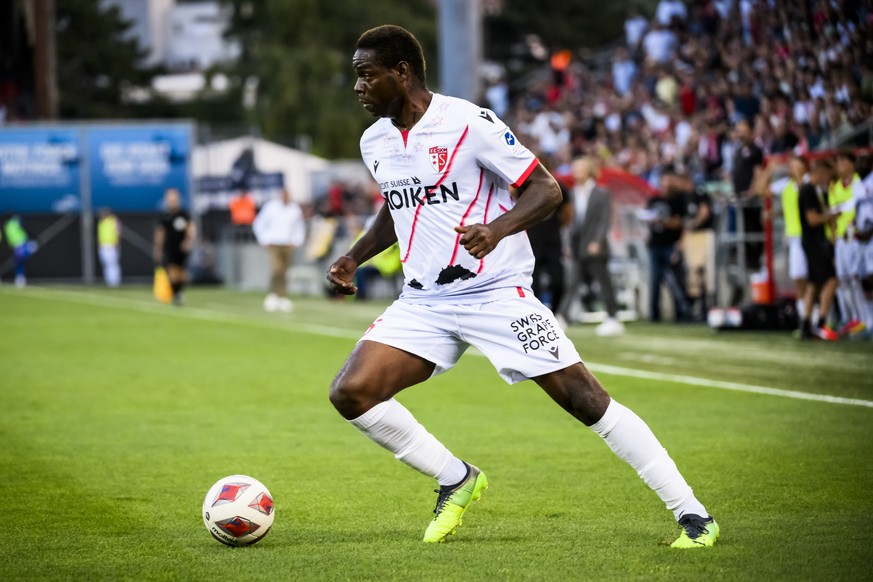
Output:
[
  {"xmin": 98, "ymin": 215, "xmax": 120, "ymax": 246},
  {"xmin": 829, "ymin": 175, "xmax": 859, "ymax": 238},
  {"xmin": 781, "ymin": 180, "xmax": 801, "ymax": 238}
]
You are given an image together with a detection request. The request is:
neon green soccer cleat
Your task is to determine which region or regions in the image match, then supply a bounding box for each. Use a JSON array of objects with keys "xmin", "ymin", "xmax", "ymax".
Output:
[
  {"xmin": 422, "ymin": 464, "xmax": 488, "ymax": 543},
  {"xmin": 671, "ymin": 514, "xmax": 720, "ymax": 548}
]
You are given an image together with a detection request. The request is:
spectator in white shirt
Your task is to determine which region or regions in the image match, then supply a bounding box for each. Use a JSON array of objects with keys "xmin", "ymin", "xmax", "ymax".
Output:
[
  {"xmin": 643, "ymin": 23, "xmax": 678, "ymax": 65},
  {"xmin": 253, "ymin": 188, "xmax": 307, "ymax": 312},
  {"xmin": 624, "ymin": 8, "xmax": 649, "ymax": 48},
  {"xmin": 656, "ymin": 0, "xmax": 688, "ymax": 26},
  {"xmin": 612, "ymin": 47, "xmax": 638, "ymax": 96}
]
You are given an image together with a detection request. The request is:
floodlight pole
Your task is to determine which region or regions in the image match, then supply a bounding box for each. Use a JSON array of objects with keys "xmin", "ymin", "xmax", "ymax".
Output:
[
  {"xmin": 33, "ymin": 0, "xmax": 58, "ymax": 119},
  {"xmin": 80, "ymin": 128, "xmax": 95, "ymax": 285},
  {"xmin": 438, "ymin": 0, "xmax": 482, "ymax": 101}
]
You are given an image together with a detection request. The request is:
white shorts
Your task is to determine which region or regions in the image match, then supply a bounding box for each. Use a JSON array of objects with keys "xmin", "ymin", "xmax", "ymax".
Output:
[
  {"xmin": 857, "ymin": 241, "xmax": 873, "ymax": 278},
  {"xmin": 360, "ymin": 288, "xmax": 583, "ymax": 384},
  {"xmin": 834, "ymin": 237, "xmax": 858, "ymax": 279},
  {"xmin": 787, "ymin": 237, "xmax": 808, "ymax": 281}
]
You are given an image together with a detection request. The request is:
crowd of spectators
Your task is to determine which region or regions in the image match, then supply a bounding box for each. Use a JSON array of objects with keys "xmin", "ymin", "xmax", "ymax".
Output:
[
  {"xmin": 495, "ymin": 0, "xmax": 873, "ymax": 189},
  {"xmin": 473, "ymin": 0, "xmax": 873, "ymax": 324}
]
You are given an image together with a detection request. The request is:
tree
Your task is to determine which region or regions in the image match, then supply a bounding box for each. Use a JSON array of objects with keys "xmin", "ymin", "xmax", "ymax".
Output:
[
  {"xmin": 484, "ymin": 0, "xmax": 655, "ymax": 69},
  {"xmin": 56, "ymin": 0, "xmax": 158, "ymax": 119},
  {"xmin": 222, "ymin": 0, "xmax": 436, "ymax": 159}
]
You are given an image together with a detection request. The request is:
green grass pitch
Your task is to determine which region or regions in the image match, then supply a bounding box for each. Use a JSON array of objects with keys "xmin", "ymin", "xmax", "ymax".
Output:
[{"xmin": 1, "ymin": 286, "xmax": 871, "ymax": 580}]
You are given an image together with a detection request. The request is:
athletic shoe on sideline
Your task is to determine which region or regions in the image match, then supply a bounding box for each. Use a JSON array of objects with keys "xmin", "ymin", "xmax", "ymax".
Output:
[
  {"xmin": 263, "ymin": 293, "xmax": 279, "ymax": 312},
  {"xmin": 595, "ymin": 317, "xmax": 625, "ymax": 337},
  {"xmin": 671, "ymin": 514, "xmax": 720, "ymax": 548},
  {"xmin": 813, "ymin": 324, "xmax": 839, "ymax": 341},
  {"xmin": 422, "ymin": 464, "xmax": 488, "ymax": 543},
  {"xmin": 837, "ymin": 320, "xmax": 863, "ymax": 335}
]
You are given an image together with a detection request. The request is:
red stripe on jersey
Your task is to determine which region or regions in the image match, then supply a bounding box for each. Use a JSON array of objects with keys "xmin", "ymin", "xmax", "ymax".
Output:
[
  {"xmin": 516, "ymin": 286, "xmax": 526, "ymax": 297},
  {"xmin": 476, "ymin": 183, "xmax": 495, "ymax": 274},
  {"xmin": 400, "ymin": 129, "xmax": 410, "ymax": 148},
  {"xmin": 482, "ymin": 182, "xmax": 494, "ymax": 224},
  {"xmin": 511, "ymin": 158, "xmax": 539, "ymax": 189},
  {"xmin": 449, "ymin": 169, "xmax": 485, "ymax": 265},
  {"xmin": 498, "ymin": 203, "xmax": 509, "ymax": 213},
  {"xmin": 402, "ymin": 125, "xmax": 470, "ymax": 263}
]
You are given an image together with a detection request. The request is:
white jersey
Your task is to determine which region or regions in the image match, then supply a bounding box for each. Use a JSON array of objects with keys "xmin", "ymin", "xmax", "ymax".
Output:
[
  {"xmin": 857, "ymin": 173, "xmax": 873, "ymax": 234},
  {"xmin": 360, "ymin": 93, "xmax": 539, "ymax": 302}
]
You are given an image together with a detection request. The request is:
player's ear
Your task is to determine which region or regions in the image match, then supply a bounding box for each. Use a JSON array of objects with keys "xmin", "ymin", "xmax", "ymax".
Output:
[{"xmin": 395, "ymin": 61, "xmax": 410, "ymax": 82}]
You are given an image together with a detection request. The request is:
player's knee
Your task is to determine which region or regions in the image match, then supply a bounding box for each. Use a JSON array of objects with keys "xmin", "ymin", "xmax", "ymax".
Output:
[
  {"xmin": 566, "ymin": 372, "xmax": 610, "ymax": 424},
  {"xmin": 328, "ymin": 372, "xmax": 373, "ymax": 418}
]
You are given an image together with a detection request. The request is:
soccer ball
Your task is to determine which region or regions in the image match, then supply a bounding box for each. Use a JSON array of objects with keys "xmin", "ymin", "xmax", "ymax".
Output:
[{"xmin": 202, "ymin": 475, "xmax": 275, "ymax": 546}]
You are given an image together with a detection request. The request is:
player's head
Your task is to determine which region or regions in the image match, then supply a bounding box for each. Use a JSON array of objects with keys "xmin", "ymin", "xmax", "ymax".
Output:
[
  {"xmin": 164, "ymin": 188, "xmax": 181, "ymax": 211},
  {"xmin": 810, "ymin": 158, "xmax": 833, "ymax": 186},
  {"xmin": 659, "ymin": 164, "xmax": 680, "ymax": 194},
  {"xmin": 353, "ymin": 25, "xmax": 426, "ymax": 117},
  {"xmin": 571, "ymin": 156, "xmax": 599, "ymax": 184},
  {"xmin": 835, "ymin": 150, "xmax": 856, "ymax": 179},
  {"xmin": 788, "ymin": 156, "xmax": 808, "ymax": 182},
  {"xmin": 734, "ymin": 119, "xmax": 752, "ymax": 142}
]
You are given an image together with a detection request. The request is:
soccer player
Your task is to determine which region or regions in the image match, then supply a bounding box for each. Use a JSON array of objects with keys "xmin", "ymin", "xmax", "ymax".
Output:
[
  {"xmin": 829, "ymin": 151, "xmax": 866, "ymax": 335},
  {"xmin": 764, "ymin": 157, "xmax": 809, "ymax": 322},
  {"xmin": 854, "ymin": 153, "xmax": 873, "ymax": 336},
  {"xmin": 327, "ymin": 25, "xmax": 718, "ymax": 548},
  {"xmin": 798, "ymin": 159, "xmax": 840, "ymax": 340},
  {"xmin": 153, "ymin": 188, "xmax": 195, "ymax": 306}
]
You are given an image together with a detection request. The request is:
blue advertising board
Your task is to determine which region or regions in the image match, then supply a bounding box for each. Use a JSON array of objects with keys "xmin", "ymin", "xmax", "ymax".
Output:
[
  {"xmin": 88, "ymin": 124, "xmax": 191, "ymax": 211},
  {"xmin": 0, "ymin": 127, "xmax": 82, "ymax": 212},
  {"xmin": 0, "ymin": 123, "xmax": 193, "ymax": 213}
]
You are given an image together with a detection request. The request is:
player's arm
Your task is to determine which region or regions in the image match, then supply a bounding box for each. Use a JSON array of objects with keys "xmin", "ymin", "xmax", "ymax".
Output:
[
  {"xmin": 153, "ymin": 224, "xmax": 165, "ymax": 264},
  {"xmin": 182, "ymin": 220, "xmax": 197, "ymax": 253},
  {"xmin": 327, "ymin": 203, "xmax": 398, "ymax": 295},
  {"xmin": 662, "ymin": 213, "xmax": 684, "ymax": 231},
  {"xmin": 803, "ymin": 190, "xmax": 840, "ymax": 227},
  {"xmin": 456, "ymin": 163, "xmax": 561, "ymax": 259}
]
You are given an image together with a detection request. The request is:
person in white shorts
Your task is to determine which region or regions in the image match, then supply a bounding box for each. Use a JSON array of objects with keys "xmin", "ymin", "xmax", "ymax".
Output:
[
  {"xmin": 765, "ymin": 156, "xmax": 809, "ymax": 319},
  {"xmin": 326, "ymin": 25, "xmax": 718, "ymax": 549},
  {"xmin": 830, "ymin": 151, "xmax": 866, "ymax": 334},
  {"xmin": 853, "ymin": 154, "xmax": 873, "ymax": 335}
]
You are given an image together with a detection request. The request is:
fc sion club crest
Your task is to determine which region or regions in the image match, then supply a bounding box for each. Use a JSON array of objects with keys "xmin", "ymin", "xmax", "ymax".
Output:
[{"xmin": 429, "ymin": 146, "xmax": 448, "ymax": 172}]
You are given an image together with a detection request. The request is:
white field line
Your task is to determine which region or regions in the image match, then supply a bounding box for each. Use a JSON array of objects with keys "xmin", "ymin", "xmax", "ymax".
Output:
[{"xmin": 6, "ymin": 286, "xmax": 873, "ymax": 409}]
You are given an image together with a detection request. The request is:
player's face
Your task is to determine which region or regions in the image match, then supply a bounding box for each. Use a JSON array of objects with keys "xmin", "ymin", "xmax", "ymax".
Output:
[
  {"xmin": 811, "ymin": 166, "xmax": 831, "ymax": 187},
  {"xmin": 353, "ymin": 49, "xmax": 402, "ymax": 118},
  {"xmin": 836, "ymin": 158, "xmax": 853, "ymax": 178},
  {"xmin": 165, "ymin": 189, "xmax": 180, "ymax": 211},
  {"xmin": 789, "ymin": 159, "xmax": 806, "ymax": 181}
]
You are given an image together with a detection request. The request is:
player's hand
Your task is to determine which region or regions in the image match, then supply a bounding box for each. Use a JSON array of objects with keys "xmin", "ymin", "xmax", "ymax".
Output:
[
  {"xmin": 455, "ymin": 224, "xmax": 501, "ymax": 259},
  {"xmin": 327, "ymin": 255, "xmax": 358, "ymax": 295}
]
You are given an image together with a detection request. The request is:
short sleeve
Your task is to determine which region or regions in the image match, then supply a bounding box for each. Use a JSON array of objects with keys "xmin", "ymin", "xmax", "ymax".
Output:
[
  {"xmin": 769, "ymin": 177, "xmax": 789, "ymax": 196},
  {"xmin": 468, "ymin": 108, "xmax": 538, "ymax": 188},
  {"xmin": 798, "ymin": 185, "xmax": 817, "ymax": 215}
]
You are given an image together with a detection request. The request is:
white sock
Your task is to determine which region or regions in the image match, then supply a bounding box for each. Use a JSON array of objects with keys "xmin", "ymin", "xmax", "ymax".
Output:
[
  {"xmin": 348, "ymin": 398, "xmax": 468, "ymax": 487},
  {"xmin": 796, "ymin": 298, "xmax": 805, "ymax": 321},
  {"xmin": 835, "ymin": 286, "xmax": 850, "ymax": 322},
  {"xmin": 865, "ymin": 299, "xmax": 873, "ymax": 330},
  {"xmin": 590, "ymin": 399, "xmax": 708, "ymax": 521},
  {"xmin": 848, "ymin": 279, "xmax": 866, "ymax": 323}
]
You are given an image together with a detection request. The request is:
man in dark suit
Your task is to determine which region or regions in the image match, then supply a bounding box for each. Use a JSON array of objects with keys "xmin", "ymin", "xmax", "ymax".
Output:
[{"xmin": 567, "ymin": 157, "xmax": 624, "ymax": 336}]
